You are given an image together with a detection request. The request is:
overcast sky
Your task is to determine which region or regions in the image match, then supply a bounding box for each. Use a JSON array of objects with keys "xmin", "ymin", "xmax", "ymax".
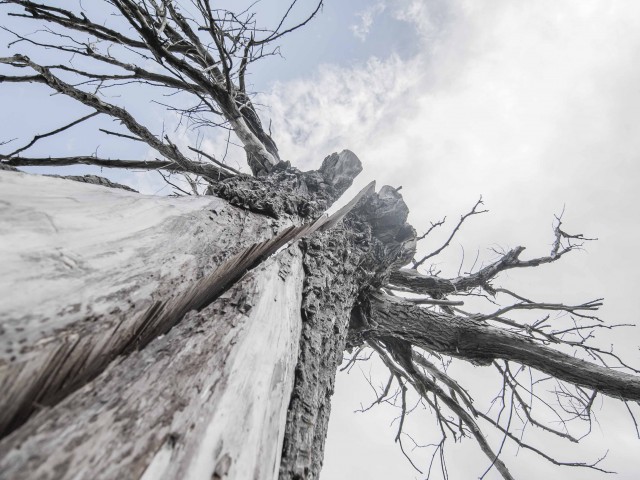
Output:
[
  {"xmin": 258, "ymin": 1, "xmax": 640, "ymax": 479},
  {"xmin": 1, "ymin": 1, "xmax": 639, "ymax": 479}
]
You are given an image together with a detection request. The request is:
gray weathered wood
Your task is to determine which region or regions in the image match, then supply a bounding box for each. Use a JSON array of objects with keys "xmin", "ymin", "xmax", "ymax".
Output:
[
  {"xmin": 0, "ymin": 169, "xmax": 281, "ymax": 436},
  {"xmin": 0, "ymin": 249, "xmax": 304, "ymax": 480},
  {"xmin": 0, "ymin": 153, "xmax": 402, "ymax": 480}
]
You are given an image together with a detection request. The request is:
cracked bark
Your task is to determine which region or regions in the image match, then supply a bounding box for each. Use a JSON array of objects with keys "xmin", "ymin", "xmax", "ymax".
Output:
[
  {"xmin": 278, "ymin": 184, "xmax": 417, "ymax": 480},
  {"xmin": 0, "ymin": 248, "xmax": 305, "ymax": 480},
  {"xmin": 2, "ymin": 148, "xmax": 639, "ymax": 480},
  {"xmin": 0, "ymin": 150, "xmax": 415, "ymax": 480},
  {"xmin": 0, "ymin": 168, "xmax": 291, "ymax": 438}
]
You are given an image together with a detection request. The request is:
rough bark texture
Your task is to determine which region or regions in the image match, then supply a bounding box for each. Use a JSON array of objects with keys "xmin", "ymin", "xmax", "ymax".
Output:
[
  {"xmin": 3, "ymin": 147, "xmax": 639, "ymax": 480},
  {"xmin": 0, "ymin": 169, "xmax": 282, "ymax": 437},
  {"xmin": 0, "ymin": 150, "xmax": 417, "ymax": 480},
  {"xmin": 0, "ymin": 251, "xmax": 304, "ymax": 480},
  {"xmin": 278, "ymin": 185, "xmax": 417, "ymax": 480},
  {"xmin": 278, "ymin": 228, "xmax": 364, "ymax": 480}
]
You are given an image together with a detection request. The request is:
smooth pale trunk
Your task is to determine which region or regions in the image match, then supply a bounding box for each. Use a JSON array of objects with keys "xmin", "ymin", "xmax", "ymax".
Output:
[{"xmin": 0, "ymin": 170, "xmax": 305, "ymax": 479}]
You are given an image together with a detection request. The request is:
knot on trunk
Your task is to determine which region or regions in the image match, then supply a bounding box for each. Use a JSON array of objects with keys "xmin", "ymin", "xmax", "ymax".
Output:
[{"xmin": 318, "ymin": 150, "xmax": 363, "ymax": 197}]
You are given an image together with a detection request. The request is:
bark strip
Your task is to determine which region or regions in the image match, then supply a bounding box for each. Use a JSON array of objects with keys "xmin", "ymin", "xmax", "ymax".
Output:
[
  {"xmin": 0, "ymin": 250, "xmax": 305, "ymax": 480},
  {"xmin": 279, "ymin": 185, "xmax": 417, "ymax": 480},
  {"xmin": 0, "ymin": 169, "xmax": 276, "ymax": 437}
]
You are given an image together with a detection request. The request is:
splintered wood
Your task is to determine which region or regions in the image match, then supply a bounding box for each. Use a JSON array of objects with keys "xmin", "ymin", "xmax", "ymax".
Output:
[{"xmin": 0, "ymin": 169, "xmax": 374, "ymax": 480}]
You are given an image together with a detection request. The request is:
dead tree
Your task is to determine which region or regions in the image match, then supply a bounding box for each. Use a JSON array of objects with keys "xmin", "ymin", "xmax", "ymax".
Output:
[{"xmin": 0, "ymin": 2, "xmax": 639, "ymax": 480}]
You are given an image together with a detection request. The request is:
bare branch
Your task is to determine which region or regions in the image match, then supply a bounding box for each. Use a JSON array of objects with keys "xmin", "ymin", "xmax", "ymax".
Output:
[
  {"xmin": 416, "ymin": 216, "xmax": 446, "ymax": 241},
  {"xmin": 371, "ymin": 339, "xmax": 515, "ymax": 480},
  {"xmin": 412, "ymin": 196, "xmax": 488, "ymax": 269},
  {"xmin": 1, "ymin": 0, "xmax": 297, "ymax": 175},
  {"xmin": 0, "ymin": 155, "xmax": 232, "ymax": 179},
  {"xmin": 5, "ymin": 112, "xmax": 99, "ymax": 157},
  {"xmin": 367, "ymin": 292, "xmax": 640, "ymax": 401},
  {"xmin": 252, "ymin": 0, "xmax": 324, "ymax": 46},
  {"xmin": 0, "ymin": 54, "xmax": 198, "ymax": 171},
  {"xmin": 400, "ymin": 297, "xmax": 464, "ymax": 307},
  {"xmin": 476, "ymin": 298, "xmax": 604, "ymax": 323},
  {"xmin": 98, "ymin": 129, "xmax": 145, "ymax": 142},
  {"xmin": 188, "ymin": 146, "xmax": 241, "ymax": 174},
  {"xmin": 391, "ymin": 215, "xmax": 596, "ymax": 298},
  {"xmin": 476, "ymin": 410, "xmax": 612, "ymax": 473}
]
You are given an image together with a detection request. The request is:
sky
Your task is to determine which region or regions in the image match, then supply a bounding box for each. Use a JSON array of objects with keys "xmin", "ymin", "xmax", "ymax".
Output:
[
  {"xmin": 1, "ymin": 1, "xmax": 640, "ymax": 479},
  {"xmin": 292, "ymin": 2, "xmax": 640, "ymax": 479}
]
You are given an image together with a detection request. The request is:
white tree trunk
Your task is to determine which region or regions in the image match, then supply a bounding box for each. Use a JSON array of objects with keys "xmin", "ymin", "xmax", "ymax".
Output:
[{"xmin": 0, "ymin": 170, "xmax": 305, "ymax": 479}]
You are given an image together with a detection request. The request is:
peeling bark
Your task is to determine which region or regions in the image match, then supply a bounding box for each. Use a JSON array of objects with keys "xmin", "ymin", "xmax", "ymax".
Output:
[
  {"xmin": 0, "ymin": 169, "xmax": 281, "ymax": 436},
  {"xmin": 0, "ymin": 150, "xmax": 416, "ymax": 480},
  {"xmin": 0, "ymin": 250, "xmax": 305, "ymax": 480}
]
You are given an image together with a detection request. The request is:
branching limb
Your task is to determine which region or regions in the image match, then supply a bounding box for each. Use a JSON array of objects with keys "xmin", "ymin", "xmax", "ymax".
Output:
[
  {"xmin": 476, "ymin": 298, "xmax": 604, "ymax": 323},
  {"xmin": 416, "ymin": 217, "xmax": 446, "ymax": 242},
  {"xmin": 340, "ymin": 347, "xmax": 373, "ymax": 373},
  {"xmin": 2, "ymin": 0, "xmax": 323, "ymax": 176},
  {"xmin": 412, "ymin": 196, "xmax": 487, "ymax": 269},
  {"xmin": 0, "ymin": 155, "xmax": 233, "ymax": 179},
  {"xmin": 391, "ymin": 215, "xmax": 596, "ymax": 297},
  {"xmin": 1, "ymin": 55, "xmax": 194, "ymax": 168},
  {"xmin": 4, "ymin": 111, "xmax": 99, "ymax": 157},
  {"xmin": 361, "ymin": 319, "xmax": 624, "ymax": 477},
  {"xmin": 367, "ymin": 292, "xmax": 640, "ymax": 401},
  {"xmin": 187, "ymin": 146, "xmax": 241, "ymax": 174},
  {"xmin": 476, "ymin": 408, "xmax": 612, "ymax": 473},
  {"xmin": 369, "ymin": 339, "xmax": 515, "ymax": 480}
]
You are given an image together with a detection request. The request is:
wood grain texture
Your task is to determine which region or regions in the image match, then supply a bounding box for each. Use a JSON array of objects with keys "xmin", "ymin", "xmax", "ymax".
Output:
[
  {"xmin": 0, "ymin": 152, "xmax": 420, "ymax": 480},
  {"xmin": 0, "ymin": 169, "xmax": 281, "ymax": 436},
  {"xmin": 0, "ymin": 248, "xmax": 304, "ymax": 480}
]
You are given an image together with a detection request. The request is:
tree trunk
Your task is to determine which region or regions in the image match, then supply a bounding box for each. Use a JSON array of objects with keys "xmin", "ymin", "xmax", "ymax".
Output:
[
  {"xmin": 0, "ymin": 153, "xmax": 413, "ymax": 480},
  {"xmin": 0, "ymin": 169, "xmax": 306, "ymax": 479}
]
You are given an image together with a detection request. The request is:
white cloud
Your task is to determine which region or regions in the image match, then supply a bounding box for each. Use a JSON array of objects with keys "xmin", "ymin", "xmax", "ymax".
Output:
[
  {"xmin": 266, "ymin": 0, "xmax": 640, "ymax": 254},
  {"xmin": 262, "ymin": 1, "xmax": 640, "ymax": 478},
  {"xmin": 350, "ymin": 2, "xmax": 386, "ymax": 41},
  {"xmin": 261, "ymin": 54, "xmax": 423, "ymax": 169}
]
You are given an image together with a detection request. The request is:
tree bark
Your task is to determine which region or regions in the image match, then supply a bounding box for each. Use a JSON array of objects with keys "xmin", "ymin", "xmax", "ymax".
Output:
[
  {"xmin": 1, "ymin": 250, "xmax": 305, "ymax": 480},
  {"xmin": 3, "ymin": 156, "xmax": 639, "ymax": 480},
  {"xmin": 0, "ymin": 169, "xmax": 306, "ymax": 479},
  {"xmin": 0, "ymin": 152, "xmax": 413, "ymax": 480},
  {"xmin": 0, "ymin": 169, "xmax": 286, "ymax": 437}
]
